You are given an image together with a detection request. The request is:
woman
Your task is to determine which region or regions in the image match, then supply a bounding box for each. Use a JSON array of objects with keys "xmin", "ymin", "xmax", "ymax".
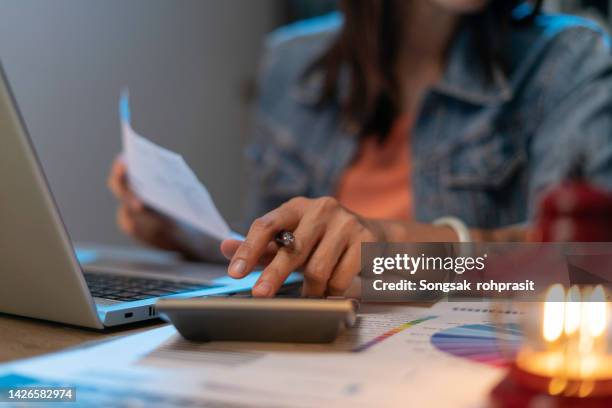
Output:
[{"xmin": 109, "ymin": 0, "xmax": 612, "ymax": 297}]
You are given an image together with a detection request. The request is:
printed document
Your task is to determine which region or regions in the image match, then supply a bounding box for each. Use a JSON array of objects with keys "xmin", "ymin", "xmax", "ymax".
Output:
[
  {"xmin": 0, "ymin": 302, "xmax": 519, "ymax": 407},
  {"xmin": 120, "ymin": 91, "xmax": 235, "ymax": 241}
]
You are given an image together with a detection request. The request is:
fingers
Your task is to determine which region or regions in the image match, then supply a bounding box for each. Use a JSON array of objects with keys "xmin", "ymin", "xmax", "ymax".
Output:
[
  {"xmin": 221, "ymin": 239, "xmax": 278, "ymax": 268},
  {"xmin": 325, "ymin": 225, "xmax": 374, "ymax": 296},
  {"xmin": 326, "ymin": 242, "xmax": 361, "ymax": 297},
  {"xmin": 301, "ymin": 219, "xmax": 352, "ymax": 297},
  {"xmin": 230, "ymin": 196, "xmax": 377, "ymax": 298},
  {"xmin": 252, "ymin": 206, "xmax": 326, "ymax": 297},
  {"xmin": 116, "ymin": 205, "xmax": 173, "ymax": 248},
  {"xmin": 117, "ymin": 206, "xmax": 133, "ymax": 235},
  {"xmin": 108, "ymin": 157, "xmax": 143, "ymax": 211},
  {"xmin": 227, "ymin": 198, "xmax": 305, "ymax": 279},
  {"xmin": 117, "ymin": 206, "xmax": 160, "ymax": 239},
  {"xmin": 108, "ymin": 158, "xmax": 128, "ymax": 197},
  {"xmin": 220, "ymin": 239, "xmax": 243, "ymax": 259}
]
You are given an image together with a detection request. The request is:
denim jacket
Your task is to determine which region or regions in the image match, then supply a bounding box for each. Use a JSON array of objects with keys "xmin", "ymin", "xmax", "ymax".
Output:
[{"xmin": 241, "ymin": 10, "xmax": 612, "ymax": 229}]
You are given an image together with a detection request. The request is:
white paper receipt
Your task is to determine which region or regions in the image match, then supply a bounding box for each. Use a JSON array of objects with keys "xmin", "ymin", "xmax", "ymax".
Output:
[{"xmin": 120, "ymin": 91, "xmax": 233, "ymax": 242}]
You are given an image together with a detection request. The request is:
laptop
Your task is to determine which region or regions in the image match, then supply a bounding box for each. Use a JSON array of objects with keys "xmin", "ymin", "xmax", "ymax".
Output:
[{"xmin": 0, "ymin": 63, "xmax": 300, "ymax": 328}]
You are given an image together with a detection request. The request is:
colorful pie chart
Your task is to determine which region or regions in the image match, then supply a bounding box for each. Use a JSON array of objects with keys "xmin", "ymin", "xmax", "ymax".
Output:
[{"xmin": 430, "ymin": 323, "xmax": 522, "ymax": 367}]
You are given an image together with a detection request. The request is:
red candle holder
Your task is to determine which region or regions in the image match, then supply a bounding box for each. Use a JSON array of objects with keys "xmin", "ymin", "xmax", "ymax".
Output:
[{"xmin": 490, "ymin": 363, "xmax": 612, "ymax": 408}]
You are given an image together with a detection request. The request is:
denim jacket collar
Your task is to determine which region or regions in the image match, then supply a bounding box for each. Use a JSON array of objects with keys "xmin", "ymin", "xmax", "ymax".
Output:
[
  {"xmin": 291, "ymin": 25, "xmax": 514, "ymax": 108},
  {"xmin": 433, "ymin": 29, "xmax": 514, "ymax": 105}
]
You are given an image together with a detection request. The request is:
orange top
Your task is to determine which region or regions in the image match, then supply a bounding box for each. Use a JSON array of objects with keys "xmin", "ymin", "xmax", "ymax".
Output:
[{"xmin": 335, "ymin": 115, "xmax": 413, "ymax": 221}]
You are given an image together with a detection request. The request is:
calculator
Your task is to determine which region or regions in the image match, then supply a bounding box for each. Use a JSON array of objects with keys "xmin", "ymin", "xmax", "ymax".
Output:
[{"xmin": 156, "ymin": 297, "xmax": 358, "ymax": 343}]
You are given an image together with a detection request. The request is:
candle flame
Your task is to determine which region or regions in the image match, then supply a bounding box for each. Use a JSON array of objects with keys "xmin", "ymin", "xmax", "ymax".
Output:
[
  {"xmin": 520, "ymin": 285, "xmax": 612, "ymax": 387},
  {"xmin": 543, "ymin": 284, "xmax": 565, "ymax": 342},
  {"xmin": 586, "ymin": 285, "xmax": 606, "ymax": 338},
  {"xmin": 548, "ymin": 377, "xmax": 567, "ymax": 395},
  {"xmin": 579, "ymin": 300, "xmax": 594, "ymax": 355},
  {"xmin": 578, "ymin": 380, "xmax": 595, "ymax": 398},
  {"xmin": 564, "ymin": 286, "xmax": 581, "ymax": 335}
]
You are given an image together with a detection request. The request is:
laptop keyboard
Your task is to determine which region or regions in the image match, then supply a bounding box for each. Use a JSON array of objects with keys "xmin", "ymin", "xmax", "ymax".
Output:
[{"xmin": 84, "ymin": 271, "xmax": 218, "ymax": 302}]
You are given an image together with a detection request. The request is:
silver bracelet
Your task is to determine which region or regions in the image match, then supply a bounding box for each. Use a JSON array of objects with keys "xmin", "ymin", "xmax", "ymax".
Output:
[{"xmin": 433, "ymin": 216, "xmax": 472, "ymax": 243}]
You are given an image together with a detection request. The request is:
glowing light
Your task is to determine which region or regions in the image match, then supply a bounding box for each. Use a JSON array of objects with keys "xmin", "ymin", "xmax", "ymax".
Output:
[
  {"xmin": 586, "ymin": 285, "xmax": 606, "ymax": 338},
  {"xmin": 564, "ymin": 286, "xmax": 581, "ymax": 335},
  {"xmin": 548, "ymin": 377, "xmax": 567, "ymax": 395},
  {"xmin": 543, "ymin": 284, "xmax": 566, "ymax": 342}
]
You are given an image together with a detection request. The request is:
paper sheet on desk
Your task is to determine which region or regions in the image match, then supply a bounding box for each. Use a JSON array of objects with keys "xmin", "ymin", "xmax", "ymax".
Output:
[
  {"xmin": 120, "ymin": 91, "xmax": 238, "ymax": 242},
  {"xmin": 0, "ymin": 303, "xmax": 518, "ymax": 407},
  {"xmin": 0, "ymin": 325, "xmax": 390, "ymax": 407},
  {"xmin": 140, "ymin": 302, "xmax": 516, "ymax": 407}
]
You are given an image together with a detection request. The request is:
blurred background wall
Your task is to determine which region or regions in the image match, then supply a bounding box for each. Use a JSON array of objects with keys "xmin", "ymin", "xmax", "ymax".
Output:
[
  {"xmin": 0, "ymin": 0, "xmax": 283, "ymax": 246},
  {"xmin": 0, "ymin": 0, "xmax": 608, "ymax": 248}
]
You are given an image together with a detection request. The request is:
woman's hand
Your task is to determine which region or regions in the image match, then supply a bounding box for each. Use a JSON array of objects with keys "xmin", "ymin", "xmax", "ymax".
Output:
[
  {"xmin": 107, "ymin": 157, "xmax": 207, "ymax": 260},
  {"xmin": 220, "ymin": 196, "xmax": 386, "ymax": 297}
]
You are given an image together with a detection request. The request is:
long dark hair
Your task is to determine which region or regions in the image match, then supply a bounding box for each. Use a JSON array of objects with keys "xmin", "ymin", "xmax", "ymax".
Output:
[{"xmin": 307, "ymin": 0, "xmax": 543, "ymax": 139}]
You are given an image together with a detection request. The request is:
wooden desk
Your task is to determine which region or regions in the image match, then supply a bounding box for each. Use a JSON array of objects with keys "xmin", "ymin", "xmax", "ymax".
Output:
[{"xmin": 0, "ymin": 313, "xmax": 166, "ymax": 363}]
